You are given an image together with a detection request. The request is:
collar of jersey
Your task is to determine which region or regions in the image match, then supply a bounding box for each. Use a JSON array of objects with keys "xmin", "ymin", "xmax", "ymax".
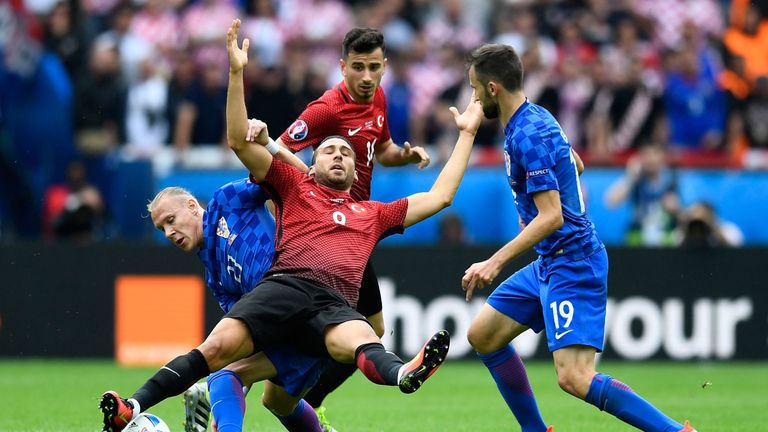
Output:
[
  {"xmin": 505, "ymin": 97, "xmax": 531, "ymax": 136},
  {"xmin": 339, "ymin": 80, "xmax": 374, "ymax": 105}
]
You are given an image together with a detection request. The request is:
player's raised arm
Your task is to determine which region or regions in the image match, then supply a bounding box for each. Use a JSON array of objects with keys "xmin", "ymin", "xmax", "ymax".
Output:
[
  {"xmin": 226, "ymin": 19, "xmax": 273, "ymax": 181},
  {"xmin": 376, "ymin": 139, "xmax": 432, "ymax": 169},
  {"xmin": 403, "ymin": 95, "xmax": 483, "ymax": 227}
]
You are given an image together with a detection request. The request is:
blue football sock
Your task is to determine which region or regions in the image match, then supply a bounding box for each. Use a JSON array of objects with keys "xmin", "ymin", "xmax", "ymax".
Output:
[
  {"xmin": 478, "ymin": 346, "xmax": 547, "ymax": 432},
  {"xmin": 208, "ymin": 370, "xmax": 246, "ymax": 432},
  {"xmin": 585, "ymin": 372, "xmax": 684, "ymax": 432},
  {"xmin": 276, "ymin": 399, "xmax": 323, "ymax": 432}
]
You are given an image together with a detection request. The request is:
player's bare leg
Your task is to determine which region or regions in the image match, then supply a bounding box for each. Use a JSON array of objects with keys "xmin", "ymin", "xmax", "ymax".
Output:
[
  {"xmin": 555, "ymin": 346, "xmax": 693, "ymax": 431},
  {"xmin": 468, "ymin": 304, "xmax": 548, "ymax": 432}
]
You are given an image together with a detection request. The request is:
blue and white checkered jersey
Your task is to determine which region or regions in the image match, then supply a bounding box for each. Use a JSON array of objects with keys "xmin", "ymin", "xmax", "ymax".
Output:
[
  {"xmin": 198, "ymin": 178, "xmax": 275, "ymax": 312},
  {"xmin": 503, "ymin": 100, "xmax": 602, "ymax": 260}
]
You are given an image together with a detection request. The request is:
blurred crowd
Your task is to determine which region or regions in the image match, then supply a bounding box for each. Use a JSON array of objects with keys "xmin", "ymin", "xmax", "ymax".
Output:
[{"xmin": 1, "ymin": 0, "xmax": 764, "ymax": 242}]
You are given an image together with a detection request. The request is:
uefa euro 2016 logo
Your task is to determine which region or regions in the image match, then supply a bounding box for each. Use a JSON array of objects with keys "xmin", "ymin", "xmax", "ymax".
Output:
[{"xmin": 288, "ymin": 120, "xmax": 309, "ymax": 141}]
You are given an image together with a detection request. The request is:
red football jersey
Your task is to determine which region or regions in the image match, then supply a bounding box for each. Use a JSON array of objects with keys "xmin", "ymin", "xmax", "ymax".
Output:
[
  {"xmin": 280, "ymin": 81, "xmax": 392, "ymax": 201},
  {"xmin": 258, "ymin": 160, "xmax": 407, "ymax": 306}
]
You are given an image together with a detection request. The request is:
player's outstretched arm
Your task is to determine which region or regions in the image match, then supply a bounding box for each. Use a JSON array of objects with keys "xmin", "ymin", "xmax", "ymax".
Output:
[
  {"xmin": 403, "ymin": 95, "xmax": 483, "ymax": 227},
  {"xmin": 226, "ymin": 19, "xmax": 273, "ymax": 181},
  {"xmin": 376, "ymin": 139, "xmax": 431, "ymax": 169}
]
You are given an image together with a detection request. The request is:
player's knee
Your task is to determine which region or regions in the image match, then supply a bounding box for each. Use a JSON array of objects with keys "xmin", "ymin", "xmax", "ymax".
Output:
[
  {"xmin": 261, "ymin": 391, "xmax": 294, "ymax": 417},
  {"xmin": 467, "ymin": 325, "xmax": 495, "ymax": 353},
  {"xmin": 555, "ymin": 367, "xmax": 591, "ymax": 398},
  {"xmin": 198, "ymin": 337, "xmax": 233, "ymax": 371},
  {"xmin": 371, "ymin": 319, "xmax": 385, "ymax": 338},
  {"xmin": 365, "ymin": 312, "xmax": 385, "ymax": 337}
]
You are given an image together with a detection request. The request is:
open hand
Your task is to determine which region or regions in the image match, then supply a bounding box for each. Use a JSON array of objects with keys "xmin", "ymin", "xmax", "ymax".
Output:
[
  {"xmin": 449, "ymin": 90, "xmax": 484, "ymax": 135},
  {"xmin": 401, "ymin": 142, "xmax": 431, "ymax": 169},
  {"xmin": 226, "ymin": 19, "xmax": 249, "ymax": 73}
]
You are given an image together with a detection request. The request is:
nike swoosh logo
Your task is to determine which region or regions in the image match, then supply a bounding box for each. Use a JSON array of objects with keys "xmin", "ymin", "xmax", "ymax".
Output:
[
  {"xmin": 554, "ymin": 329, "xmax": 573, "ymax": 340},
  {"xmin": 348, "ymin": 127, "xmax": 362, "ymax": 136}
]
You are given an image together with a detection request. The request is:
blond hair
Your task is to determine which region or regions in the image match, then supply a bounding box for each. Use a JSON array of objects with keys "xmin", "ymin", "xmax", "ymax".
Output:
[{"xmin": 147, "ymin": 187, "xmax": 195, "ymax": 214}]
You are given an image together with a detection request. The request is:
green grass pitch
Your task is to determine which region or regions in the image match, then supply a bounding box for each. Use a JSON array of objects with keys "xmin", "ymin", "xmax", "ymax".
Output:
[{"xmin": 0, "ymin": 359, "xmax": 763, "ymax": 431}]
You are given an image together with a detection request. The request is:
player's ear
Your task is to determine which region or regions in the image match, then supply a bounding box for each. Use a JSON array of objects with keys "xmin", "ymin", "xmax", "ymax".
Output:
[
  {"xmin": 339, "ymin": 58, "xmax": 346, "ymax": 77},
  {"xmin": 488, "ymin": 81, "xmax": 497, "ymax": 97},
  {"xmin": 308, "ymin": 165, "xmax": 316, "ymax": 177},
  {"xmin": 353, "ymin": 169, "xmax": 358, "ymax": 182}
]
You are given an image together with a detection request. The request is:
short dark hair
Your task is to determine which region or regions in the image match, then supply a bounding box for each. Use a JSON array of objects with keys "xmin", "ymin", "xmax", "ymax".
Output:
[
  {"xmin": 311, "ymin": 135, "xmax": 356, "ymax": 165},
  {"xmin": 467, "ymin": 44, "xmax": 524, "ymax": 92},
  {"xmin": 341, "ymin": 28, "xmax": 385, "ymax": 59}
]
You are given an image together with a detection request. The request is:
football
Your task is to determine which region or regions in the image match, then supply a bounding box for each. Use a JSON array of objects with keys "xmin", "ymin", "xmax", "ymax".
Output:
[{"xmin": 123, "ymin": 413, "xmax": 171, "ymax": 432}]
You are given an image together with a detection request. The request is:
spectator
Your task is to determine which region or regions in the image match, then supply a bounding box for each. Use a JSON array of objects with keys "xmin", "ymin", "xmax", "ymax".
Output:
[
  {"xmin": 94, "ymin": 2, "xmax": 154, "ymax": 86},
  {"xmin": 662, "ymin": 44, "xmax": 726, "ymax": 150},
  {"xmin": 520, "ymin": 36, "xmax": 558, "ymax": 116},
  {"xmin": 73, "ymin": 37, "xmax": 125, "ymax": 157},
  {"xmin": 124, "ymin": 53, "xmax": 169, "ymax": 159},
  {"xmin": 42, "ymin": 0, "xmax": 87, "ymax": 79},
  {"xmin": 724, "ymin": 4, "xmax": 768, "ymax": 85},
  {"xmin": 245, "ymin": 65, "xmax": 298, "ymax": 139},
  {"xmin": 44, "ymin": 160, "xmax": 105, "ymax": 242},
  {"xmin": 677, "ymin": 201, "xmax": 744, "ymax": 247},
  {"xmin": 241, "ymin": 0, "xmax": 285, "ymax": 67},
  {"xmin": 382, "ymin": 50, "xmax": 412, "ymax": 146},
  {"xmin": 586, "ymin": 18, "xmax": 664, "ymax": 160},
  {"xmin": 732, "ymin": 76, "xmax": 768, "ymax": 168},
  {"xmin": 172, "ymin": 58, "xmax": 227, "ymax": 158},
  {"xmin": 438, "ymin": 213, "xmax": 469, "ymax": 245},
  {"xmin": 554, "ymin": 19, "xmax": 596, "ymax": 149},
  {"xmin": 605, "ymin": 144, "xmax": 681, "ymax": 246},
  {"xmin": 165, "ymin": 49, "xmax": 197, "ymax": 145}
]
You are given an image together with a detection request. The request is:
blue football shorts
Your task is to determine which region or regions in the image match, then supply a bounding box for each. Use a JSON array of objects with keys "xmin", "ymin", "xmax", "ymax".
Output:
[
  {"xmin": 263, "ymin": 346, "xmax": 329, "ymax": 397},
  {"xmin": 487, "ymin": 246, "xmax": 608, "ymax": 352}
]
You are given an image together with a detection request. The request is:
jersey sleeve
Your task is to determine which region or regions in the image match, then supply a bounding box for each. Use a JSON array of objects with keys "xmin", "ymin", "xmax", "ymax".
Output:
[
  {"xmin": 516, "ymin": 130, "xmax": 559, "ymax": 194},
  {"xmin": 279, "ymin": 98, "xmax": 336, "ymax": 152},
  {"xmin": 373, "ymin": 197, "xmax": 408, "ymax": 239},
  {"xmin": 257, "ymin": 159, "xmax": 305, "ymax": 200}
]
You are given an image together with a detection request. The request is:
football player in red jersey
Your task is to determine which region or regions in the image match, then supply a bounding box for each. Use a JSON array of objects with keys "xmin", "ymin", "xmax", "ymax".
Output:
[
  {"xmin": 98, "ymin": 19, "xmax": 484, "ymax": 432},
  {"xmin": 271, "ymin": 24, "xmax": 431, "ymax": 428}
]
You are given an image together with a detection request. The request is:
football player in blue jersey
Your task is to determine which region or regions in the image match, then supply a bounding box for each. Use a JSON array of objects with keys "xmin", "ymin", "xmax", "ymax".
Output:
[
  {"xmin": 459, "ymin": 44, "xmax": 697, "ymax": 432},
  {"xmin": 144, "ymin": 140, "xmax": 331, "ymax": 432}
]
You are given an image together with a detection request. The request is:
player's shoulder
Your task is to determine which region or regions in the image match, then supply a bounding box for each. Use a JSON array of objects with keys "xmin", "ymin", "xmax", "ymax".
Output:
[
  {"xmin": 516, "ymin": 103, "xmax": 555, "ymax": 130},
  {"xmin": 511, "ymin": 104, "xmax": 560, "ymax": 139},
  {"xmin": 213, "ymin": 178, "xmax": 264, "ymax": 204},
  {"xmin": 314, "ymin": 83, "xmax": 347, "ymax": 108}
]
